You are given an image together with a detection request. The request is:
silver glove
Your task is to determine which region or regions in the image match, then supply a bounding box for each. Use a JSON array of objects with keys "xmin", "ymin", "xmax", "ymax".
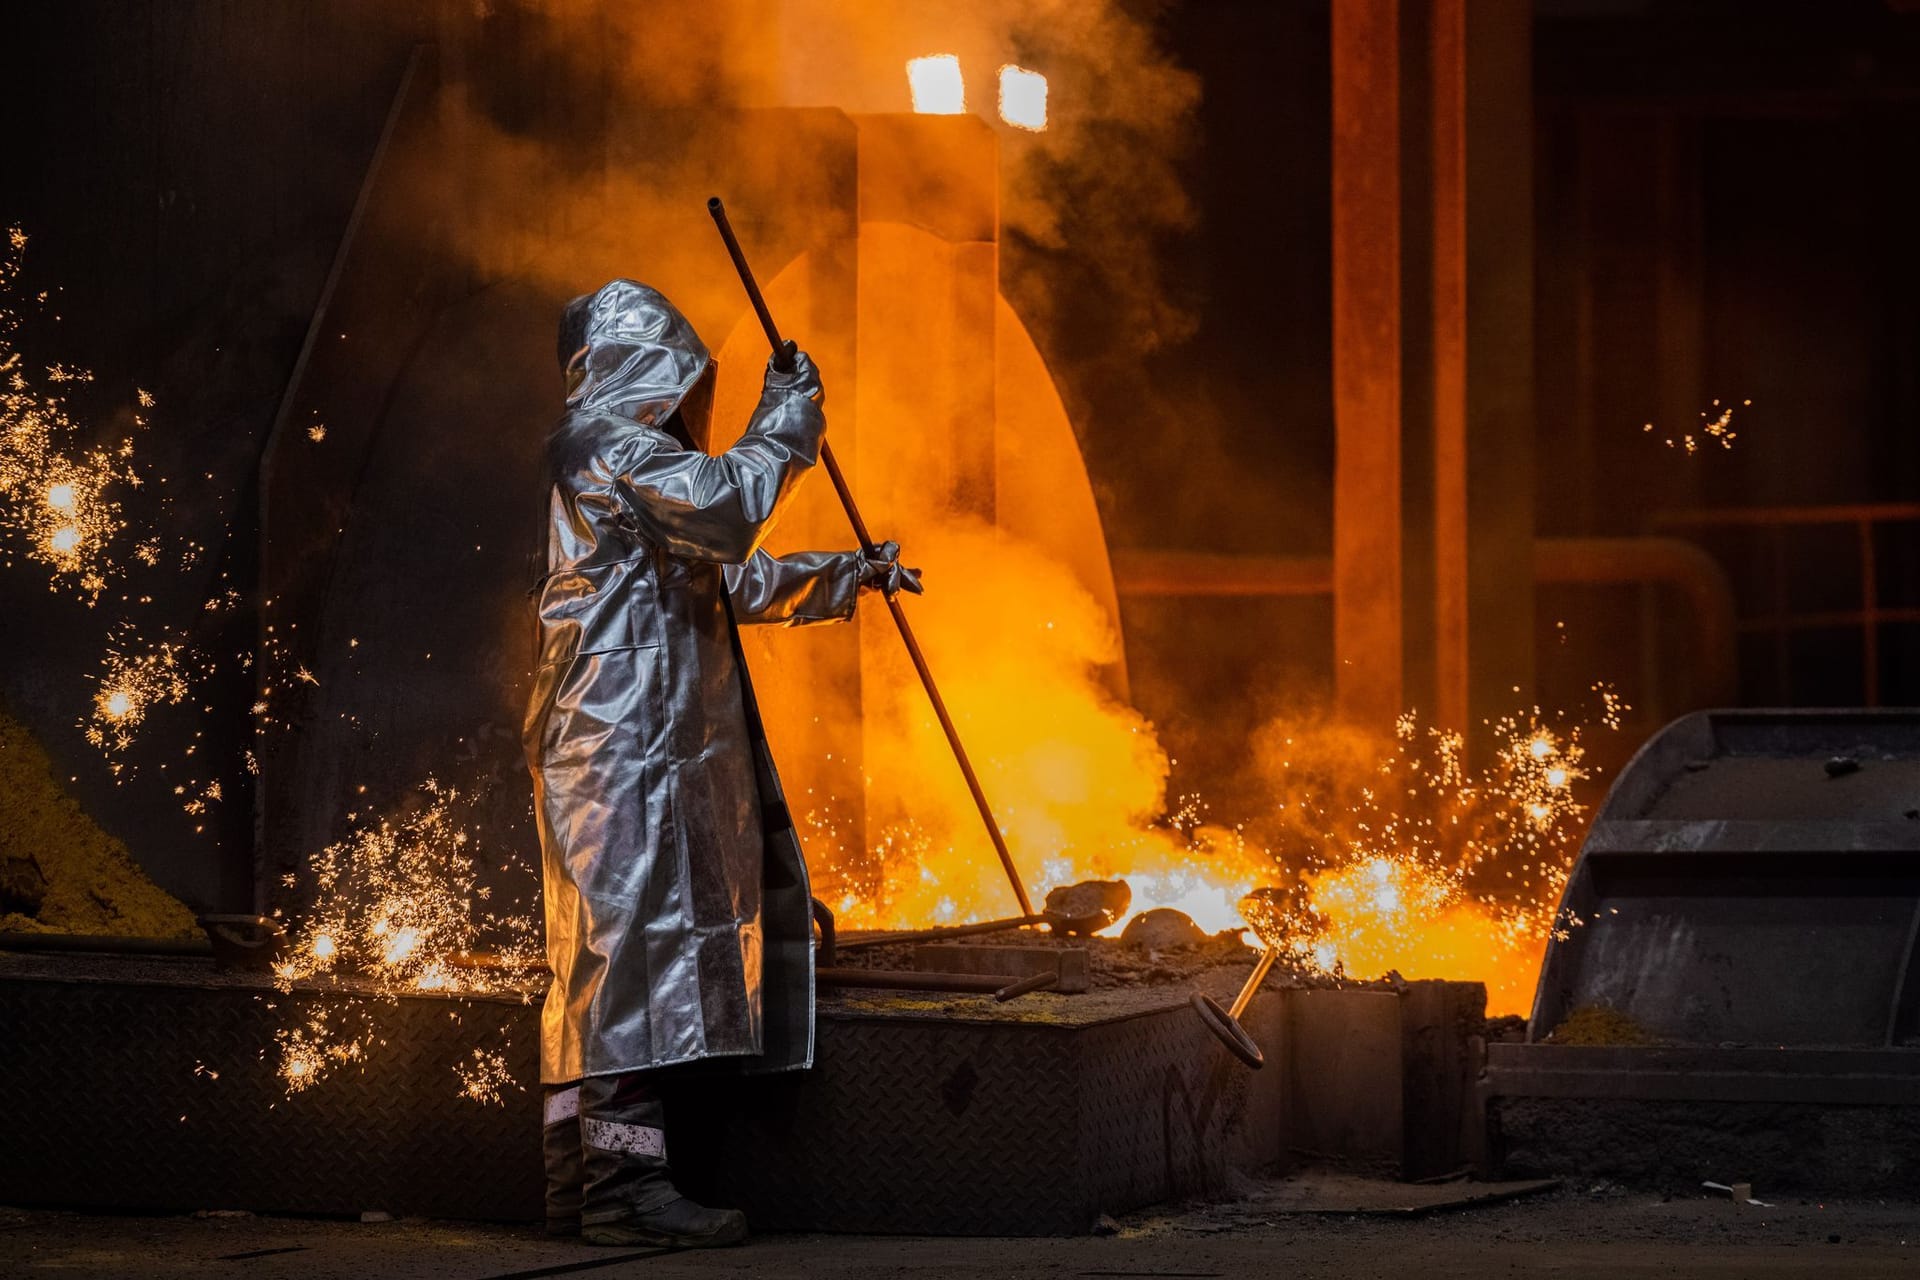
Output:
[
  {"xmin": 858, "ymin": 539, "xmax": 923, "ymax": 597},
  {"xmin": 763, "ymin": 345, "xmax": 824, "ymax": 406}
]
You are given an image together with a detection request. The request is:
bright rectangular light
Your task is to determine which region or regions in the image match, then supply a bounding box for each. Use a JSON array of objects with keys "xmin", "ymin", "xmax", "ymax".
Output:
[
  {"xmin": 907, "ymin": 55, "xmax": 965, "ymax": 115},
  {"xmin": 998, "ymin": 64, "xmax": 1047, "ymax": 131}
]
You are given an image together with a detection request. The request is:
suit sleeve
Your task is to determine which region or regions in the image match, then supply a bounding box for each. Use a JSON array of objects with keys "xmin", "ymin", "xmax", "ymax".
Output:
[
  {"xmin": 724, "ymin": 549, "xmax": 862, "ymax": 626},
  {"xmin": 610, "ymin": 355, "xmax": 826, "ymax": 565}
]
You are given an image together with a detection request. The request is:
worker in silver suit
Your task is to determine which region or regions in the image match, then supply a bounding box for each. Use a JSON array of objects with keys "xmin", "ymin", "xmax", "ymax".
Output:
[{"xmin": 524, "ymin": 279, "xmax": 919, "ymax": 1249}]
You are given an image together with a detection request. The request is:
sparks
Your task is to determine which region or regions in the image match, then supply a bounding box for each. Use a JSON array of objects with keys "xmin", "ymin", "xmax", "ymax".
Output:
[
  {"xmin": 84, "ymin": 629, "xmax": 197, "ymax": 755},
  {"xmin": 0, "ymin": 228, "xmax": 146, "ymax": 602}
]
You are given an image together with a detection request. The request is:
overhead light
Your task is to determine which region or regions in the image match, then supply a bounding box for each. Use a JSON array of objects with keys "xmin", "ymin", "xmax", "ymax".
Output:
[
  {"xmin": 998, "ymin": 64, "xmax": 1047, "ymax": 131},
  {"xmin": 907, "ymin": 55, "xmax": 965, "ymax": 115}
]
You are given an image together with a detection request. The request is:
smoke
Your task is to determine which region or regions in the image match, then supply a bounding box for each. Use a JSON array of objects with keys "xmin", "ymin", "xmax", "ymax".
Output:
[
  {"xmin": 399, "ymin": 0, "xmax": 1226, "ymax": 926},
  {"xmin": 423, "ymin": 0, "xmax": 1200, "ymax": 367},
  {"xmin": 815, "ymin": 515, "xmax": 1271, "ymax": 933}
]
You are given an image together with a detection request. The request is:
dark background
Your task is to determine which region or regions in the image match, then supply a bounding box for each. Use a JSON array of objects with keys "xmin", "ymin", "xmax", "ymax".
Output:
[{"xmin": 2, "ymin": 0, "xmax": 1918, "ymax": 912}]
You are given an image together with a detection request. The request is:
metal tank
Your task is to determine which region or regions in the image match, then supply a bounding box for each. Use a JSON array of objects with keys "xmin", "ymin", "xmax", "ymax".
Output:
[{"xmin": 1489, "ymin": 708, "xmax": 1920, "ymax": 1192}]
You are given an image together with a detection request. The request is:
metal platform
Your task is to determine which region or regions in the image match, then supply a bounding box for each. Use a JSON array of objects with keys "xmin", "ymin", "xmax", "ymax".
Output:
[{"xmin": 0, "ymin": 951, "xmax": 1285, "ymax": 1234}]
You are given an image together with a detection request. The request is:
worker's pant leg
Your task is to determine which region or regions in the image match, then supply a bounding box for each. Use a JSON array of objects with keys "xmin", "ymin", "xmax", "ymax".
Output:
[
  {"xmin": 541, "ymin": 1083, "xmax": 585, "ymax": 1233},
  {"xmin": 578, "ymin": 1072, "xmax": 679, "ymax": 1225}
]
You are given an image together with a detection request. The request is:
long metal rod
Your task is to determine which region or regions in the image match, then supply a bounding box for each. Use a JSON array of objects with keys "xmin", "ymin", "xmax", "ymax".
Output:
[
  {"xmin": 1228, "ymin": 946, "xmax": 1280, "ymax": 1020},
  {"xmin": 835, "ymin": 914, "xmax": 1045, "ymax": 952},
  {"xmin": 706, "ymin": 197, "xmax": 1034, "ymax": 918}
]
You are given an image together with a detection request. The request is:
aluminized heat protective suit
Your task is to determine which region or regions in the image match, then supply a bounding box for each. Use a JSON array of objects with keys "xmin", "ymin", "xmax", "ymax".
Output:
[{"xmin": 525, "ymin": 279, "xmax": 860, "ymax": 1084}]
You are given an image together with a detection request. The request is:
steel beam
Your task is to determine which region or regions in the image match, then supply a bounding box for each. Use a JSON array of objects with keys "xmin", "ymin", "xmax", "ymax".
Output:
[{"xmin": 1331, "ymin": 0, "xmax": 1405, "ymax": 726}]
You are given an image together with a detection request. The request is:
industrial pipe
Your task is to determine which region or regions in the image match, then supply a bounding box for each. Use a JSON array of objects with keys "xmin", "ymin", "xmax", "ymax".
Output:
[{"xmin": 1109, "ymin": 537, "xmax": 1739, "ymax": 706}]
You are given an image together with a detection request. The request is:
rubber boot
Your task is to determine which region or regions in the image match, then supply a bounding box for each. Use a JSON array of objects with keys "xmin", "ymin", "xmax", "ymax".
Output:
[
  {"xmin": 542, "ymin": 1083, "xmax": 584, "ymax": 1236},
  {"xmin": 577, "ymin": 1073, "xmax": 746, "ymax": 1248}
]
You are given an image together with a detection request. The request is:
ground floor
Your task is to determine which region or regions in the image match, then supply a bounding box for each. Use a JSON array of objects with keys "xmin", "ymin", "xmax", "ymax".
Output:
[{"xmin": 6, "ymin": 1175, "xmax": 1918, "ymax": 1279}]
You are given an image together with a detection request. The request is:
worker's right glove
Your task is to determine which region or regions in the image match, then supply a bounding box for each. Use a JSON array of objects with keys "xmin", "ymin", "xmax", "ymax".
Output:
[
  {"xmin": 764, "ymin": 343, "xmax": 823, "ymax": 406},
  {"xmin": 858, "ymin": 540, "xmax": 923, "ymax": 597}
]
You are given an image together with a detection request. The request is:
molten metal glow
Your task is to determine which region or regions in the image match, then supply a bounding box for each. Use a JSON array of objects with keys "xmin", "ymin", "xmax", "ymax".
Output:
[
  {"xmin": 796, "ymin": 512, "xmax": 1613, "ymax": 1014},
  {"xmin": 907, "ymin": 55, "xmax": 965, "ymax": 114},
  {"xmin": 998, "ymin": 65, "xmax": 1048, "ymax": 131}
]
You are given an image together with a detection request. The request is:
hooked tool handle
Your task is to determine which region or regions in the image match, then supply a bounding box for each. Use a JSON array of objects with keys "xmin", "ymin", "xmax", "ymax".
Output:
[
  {"xmin": 706, "ymin": 196, "xmax": 1036, "ymax": 919},
  {"xmin": 1190, "ymin": 944, "xmax": 1280, "ymax": 1070},
  {"xmin": 708, "ymin": 198, "xmax": 796, "ymax": 375}
]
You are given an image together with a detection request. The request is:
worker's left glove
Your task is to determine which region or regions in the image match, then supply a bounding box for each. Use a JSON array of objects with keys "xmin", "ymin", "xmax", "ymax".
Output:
[
  {"xmin": 764, "ymin": 344, "xmax": 824, "ymax": 407},
  {"xmin": 858, "ymin": 540, "xmax": 923, "ymax": 597}
]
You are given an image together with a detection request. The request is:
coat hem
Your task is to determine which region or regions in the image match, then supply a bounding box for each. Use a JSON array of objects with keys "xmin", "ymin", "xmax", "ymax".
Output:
[{"xmin": 542, "ymin": 1041, "xmax": 810, "ymax": 1084}]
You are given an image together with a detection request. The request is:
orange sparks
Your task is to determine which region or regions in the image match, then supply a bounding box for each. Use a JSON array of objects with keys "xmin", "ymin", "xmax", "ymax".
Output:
[
  {"xmin": 456, "ymin": 1049, "xmax": 516, "ymax": 1106},
  {"xmin": 0, "ymin": 226, "xmax": 147, "ymax": 601},
  {"xmin": 1645, "ymin": 398, "xmax": 1747, "ymax": 455},
  {"xmin": 85, "ymin": 630, "xmax": 196, "ymax": 755}
]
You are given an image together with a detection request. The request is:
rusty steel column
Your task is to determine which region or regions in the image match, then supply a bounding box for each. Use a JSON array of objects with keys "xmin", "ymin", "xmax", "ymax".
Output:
[
  {"xmin": 1332, "ymin": 0, "xmax": 1404, "ymax": 727},
  {"xmin": 1429, "ymin": 0, "xmax": 1471, "ymax": 732},
  {"xmin": 1425, "ymin": 0, "xmax": 1535, "ymax": 734},
  {"xmin": 1458, "ymin": 0, "xmax": 1535, "ymax": 729}
]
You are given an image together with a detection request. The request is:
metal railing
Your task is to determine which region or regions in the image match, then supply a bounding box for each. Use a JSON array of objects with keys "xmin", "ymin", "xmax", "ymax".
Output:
[
  {"xmin": 1109, "ymin": 535, "xmax": 1741, "ymax": 712},
  {"xmin": 1650, "ymin": 503, "xmax": 1920, "ymax": 708}
]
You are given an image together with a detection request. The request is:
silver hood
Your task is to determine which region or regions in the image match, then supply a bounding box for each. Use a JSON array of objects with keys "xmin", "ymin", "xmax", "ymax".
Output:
[{"xmin": 560, "ymin": 279, "xmax": 714, "ymax": 441}]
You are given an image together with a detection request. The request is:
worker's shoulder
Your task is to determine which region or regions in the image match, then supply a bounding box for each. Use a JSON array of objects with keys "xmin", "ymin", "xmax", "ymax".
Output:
[{"xmin": 548, "ymin": 408, "xmax": 680, "ymax": 472}]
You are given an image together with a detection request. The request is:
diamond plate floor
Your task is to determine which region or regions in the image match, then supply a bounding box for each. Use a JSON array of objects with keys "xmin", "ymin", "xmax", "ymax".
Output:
[{"xmin": 0, "ymin": 952, "xmax": 1283, "ymax": 1234}]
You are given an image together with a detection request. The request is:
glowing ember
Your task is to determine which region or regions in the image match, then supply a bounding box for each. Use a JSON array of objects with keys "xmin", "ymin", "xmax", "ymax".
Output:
[
  {"xmin": 0, "ymin": 226, "xmax": 148, "ymax": 604},
  {"xmin": 276, "ymin": 779, "xmax": 542, "ymax": 995},
  {"xmin": 273, "ymin": 1012, "xmax": 364, "ymax": 1096},
  {"xmin": 998, "ymin": 64, "xmax": 1048, "ymax": 131},
  {"xmin": 268, "ymin": 783, "xmax": 542, "ymax": 1099},
  {"xmin": 85, "ymin": 630, "xmax": 194, "ymax": 755},
  {"xmin": 456, "ymin": 1048, "xmax": 517, "ymax": 1107},
  {"xmin": 1243, "ymin": 705, "xmax": 1610, "ymax": 1013},
  {"xmin": 798, "ymin": 514, "xmax": 1614, "ymax": 1014},
  {"xmin": 382, "ymin": 924, "xmax": 423, "ymax": 967},
  {"xmin": 1644, "ymin": 398, "xmax": 1747, "ymax": 454},
  {"xmin": 907, "ymin": 54, "xmax": 966, "ymax": 115}
]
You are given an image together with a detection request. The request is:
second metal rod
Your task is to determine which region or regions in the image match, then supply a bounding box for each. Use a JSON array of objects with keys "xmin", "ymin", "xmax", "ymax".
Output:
[{"xmin": 706, "ymin": 197, "xmax": 1035, "ymax": 918}]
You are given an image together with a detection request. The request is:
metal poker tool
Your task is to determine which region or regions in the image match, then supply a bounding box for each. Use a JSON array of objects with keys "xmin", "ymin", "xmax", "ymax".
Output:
[
  {"xmin": 707, "ymin": 196, "xmax": 1035, "ymax": 919},
  {"xmin": 1191, "ymin": 889, "xmax": 1292, "ymax": 1070}
]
